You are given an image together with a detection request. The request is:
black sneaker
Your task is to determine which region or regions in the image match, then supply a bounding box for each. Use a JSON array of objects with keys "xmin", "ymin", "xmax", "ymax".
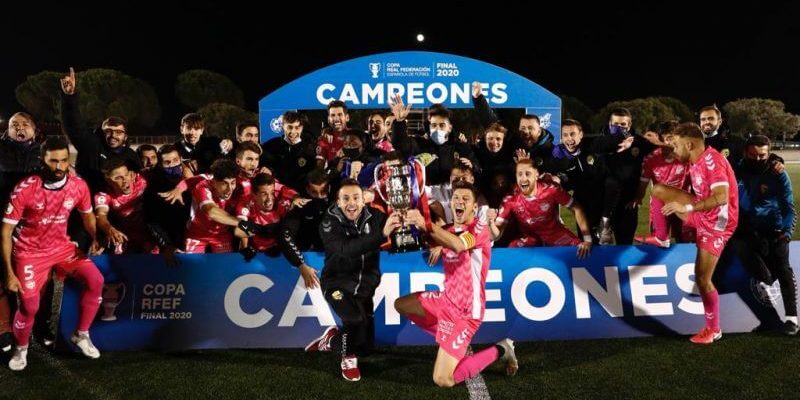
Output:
[
  {"xmin": 782, "ymin": 320, "xmax": 799, "ymax": 336},
  {"xmin": 0, "ymin": 332, "xmax": 13, "ymax": 353}
]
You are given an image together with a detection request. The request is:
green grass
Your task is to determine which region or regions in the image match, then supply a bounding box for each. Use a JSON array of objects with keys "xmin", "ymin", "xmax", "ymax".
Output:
[
  {"xmin": 561, "ymin": 163, "xmax": 800, "ymax": 241},
  {"xmin": 3, "ymin": 333, "xmax": 800, "ymax": 400}
]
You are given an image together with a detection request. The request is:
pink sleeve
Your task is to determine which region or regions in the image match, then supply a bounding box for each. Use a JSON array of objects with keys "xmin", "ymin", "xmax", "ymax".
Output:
[
  {"xmin": 641, "ymin": 156, "xmax": 654, "ymax": 181},
  {"xmin": 235, "ymin": 199, "xmax": 250, "ymax": 220},
  {"xmin": 94, "ymin": 192, "xmax": 110, "ymax": 210},
  {"xmin": 193, "ymin": 181, "xmax": 215, "ymax": 207},
  {"xmin": 3, "ymin": 179, "xmax": 33, "ymax": 224},
  {"xmin": 553, "ymin": 186, "xmax": 574, "ymax": 207},
  {"xmin": 77, "ymin": 181, "xmax": 93, "ymax": 213},
  {"xmin": 497, "ymin": 196, "xmax": 514, "ymax": 221},
  {"xmin": 706, "ymin": 153, "xmax": 730, "ymax": 188}
]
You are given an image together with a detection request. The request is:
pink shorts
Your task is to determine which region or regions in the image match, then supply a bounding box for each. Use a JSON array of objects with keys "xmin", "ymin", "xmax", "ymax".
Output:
[
  {"xmin": 686, "ymin": 213, "xmax": 733, "ymax": 257},
  {"xmin": 416, "ymin": 291, "xmax": 481, "ymax": 360},
  {"xmin": 539, "ymin": 226, "xmax": 581, "ymax": 246},
  {"xmin": 14, "ymin": 244, "xmax": 97, "ymax": 299},
  {"xmin": 509, "ymin": 236, "xmax": 540, "ymax": 248},
  {"xmin": 184, "ymin": 235, "xmax": 233, "ymax": 253}
]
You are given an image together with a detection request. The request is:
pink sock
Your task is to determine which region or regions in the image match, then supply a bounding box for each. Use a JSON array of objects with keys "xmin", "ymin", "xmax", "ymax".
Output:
[
  {"xmin": 73, "ymin": 262, "xmax": 104, "ymax": 331},
  {"xmin": 406, "ymin": 313, "xmax": 437, "ymax": 337},
  {"xmin": 453, "ymin": 346, "xmax": 500, "ymax": 384},
  {"xmin": 13, "ymin": 295, "xmax": 41, "ymax": 347},
  {"xmin": 650, "ymin": 198, "xmax": 669, "ymax": 241},
  {"xmin": 700, "ymin": 290, "xmax": 720, "ymax": 331}
]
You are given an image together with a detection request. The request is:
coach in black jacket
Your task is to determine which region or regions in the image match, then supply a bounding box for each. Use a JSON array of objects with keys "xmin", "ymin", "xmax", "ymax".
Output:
[{"xmin": 306, "ymin": 179, "xmax": 396, "ymax": 380}]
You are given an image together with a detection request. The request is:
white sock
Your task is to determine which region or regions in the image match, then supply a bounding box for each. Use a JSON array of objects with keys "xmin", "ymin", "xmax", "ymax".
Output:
[{"xmin": 786, "ymin": 316, "xmax": 798, "ymax": 324}]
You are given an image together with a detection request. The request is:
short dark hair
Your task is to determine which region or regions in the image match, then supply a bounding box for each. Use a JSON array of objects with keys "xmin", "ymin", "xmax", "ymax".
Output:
[
  {"xmin": 520, "ymin": 114, "xmax": 540, "ymax": 124},
  {"xmin": 699, "ymin": 104, "xmax": 722, "ymax": 118},
  {"xmin": 337, "ymin": 178, "xmax": 361, "ymax": 195},
  {"xmin": 181, "ymin": 113, "xmax": 205, "ymax": 129},
  {"xmin": 327, "ymin": 100, "xmax": 347, "ymax": 114},
  {"xmin": 428, "ymin": 104, "xmax": 451, "ymax": 121},
  {"xmin": 235, "ymin": 141, "xmax": 262, "ymax": 158},
  {"xmin": 102, "ymin": 116, "xmax": 127, "ymax": 129},
  {"xmin": 210, "ymin": 159, "xmax": 239, "ymax": 181},
  {"xmin": 41, "ymin": 136, "xmax": 70, "ymax": 157},
  {"xmin": 746, "ymin": 134, "xmax": 770, "ymax": 149},
  {"xmin": 251, "ymin": 172, "xmax": 276, "ymax": 191},
  {"xmin": 137, "ymin": 144, "xmax": 157, "ymax": 158},
  {"xmin": 672, "ymin": 122, "xmax": 704, "ymax": 140},
  {"xmin": 158, "ymin": 144, "xmax": 180, "ymax": 159},
  {"xmin": 306, "ymin": 168, "xmax": 330, "ymax": 186},
  {"xmin": 236, "ymin": 121, "xmax": 259, "ymax": 136},
  {"xmin": 562, "ymin": 119, "xmax": 583, "ymax": 131},
  {"xmin": 451, "ymin": 180, "xmax": 479, "ymax": 201},
  {"xmin": 282, "ymin": 111, "xmax": 303, "ymax": 125},
  {"xmin": 101, "ymin": 157, "xmax": 129, "ymax": 177},
  {"xmin": 609, "ymin": 107, "xmax": 632, "ymax": 120},
  {"xmin": 657, "ymin": 120, "xmax": 680, "ymax": 140}
]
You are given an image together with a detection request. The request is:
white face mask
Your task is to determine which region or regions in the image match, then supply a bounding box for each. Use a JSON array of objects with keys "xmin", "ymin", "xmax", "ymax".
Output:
[{"xmin": 430, "ymin": 130, "xmax": 448, "ymax": 145}]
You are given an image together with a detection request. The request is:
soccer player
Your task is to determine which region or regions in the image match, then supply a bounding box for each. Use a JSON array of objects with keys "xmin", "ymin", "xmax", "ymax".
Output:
[
  {"xmin": 3, "ymin": 137, "xmax": 104, "ymax": 371},
  {"xmin": 95, "ymin": 157, "xmax": 157, "ymax": 254},
  {"xmin": 490, "ymin": 159, "xmax": 593, "ymax": 259},
  {"xmin": 394, "ymin": 181, "xmax": 518, "ymax": 388},
  {"xmin": 653, "ymin": 122, "xmax": 739, "ymax": 344},
  {"xmin": 236, "ymin": 173, "xmax": 295, "ymax": 259}
]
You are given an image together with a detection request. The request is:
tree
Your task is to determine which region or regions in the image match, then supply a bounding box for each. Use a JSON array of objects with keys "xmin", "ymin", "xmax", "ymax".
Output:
[
  {"xmin": 722, "ymin": 98, "xmax": 800, "ymax": 141},
  {"xmin": 654, "ymin": 96, "xmax": 694, "ymax": 122},
  {"xmin": 197, "ymin": 103, "xmax": 257, "ymax": 139},
  {"xmin": 15, "ymin": 68, "xmax": 161, "ymax": 128},
  {"xmin": 14, "ymin": 71, "xmax": 64, "ymax": 122},
  {"xmin": 591, "ymin": 98, "xmax": 676, "ymax": 133},
  {"xmin": 176, "ymin": 70, "xmax": 245, "ymax": 110},
  {"xmin": 561, "ymin": 95, "xmax": 594, "ymax": 130}
]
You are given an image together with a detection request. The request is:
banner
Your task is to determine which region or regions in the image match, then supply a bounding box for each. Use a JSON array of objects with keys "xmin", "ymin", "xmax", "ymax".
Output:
[
  {"xmin": 58, "ymin": 243, "xmax": 800, "ymax": 351},
  {"xmin": 258, "ymin": 51, "xmax": 561, "ymax": 141}
]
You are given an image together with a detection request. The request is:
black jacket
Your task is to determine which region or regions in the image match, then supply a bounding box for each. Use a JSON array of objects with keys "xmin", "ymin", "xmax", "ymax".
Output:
[
  {"xmin": 391, "ymin": 120, "xmax": 479, "ymax": 185},
  {"xmin": 174, "ymin": 136, "xmax": 224, "ymax": 175},
  {"xmin": 0, "ymin": 136, "xmax": 41, "ymax": 207},
  {"xmin": 260, "ymin": 134, "xmax": 317, "ymax": 192},
  {"xmin": 319, "ymin": 205, "xmax": 386, "ymax": 297},
  {"xmin": 279, "ymin": 197, "xmax": 330, "ymax": 267},
  {"xmin": 705, "ymin": 129, "xmax": 745, "ymax": 166},
  {"xmin": 61, "ymin": 92, "xmax": 141, "ymax": 192}
]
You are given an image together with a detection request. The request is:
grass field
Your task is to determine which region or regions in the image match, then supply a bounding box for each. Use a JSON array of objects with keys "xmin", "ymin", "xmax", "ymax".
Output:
[
  {"xmin": 3, "ymin": 333, "xmax": 800, "ymax": 400},
  {"xmin": 560, "ymin": 163, "xmax": 800, "ymax": 241}
]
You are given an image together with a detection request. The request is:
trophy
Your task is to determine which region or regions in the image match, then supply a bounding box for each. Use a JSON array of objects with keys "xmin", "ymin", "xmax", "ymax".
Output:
[
  {"xmin": 101, "ymin": 282, "xmax": 126, "ymax": 321},
  {"xmin": 375, "ymin": 161, "xmax": 426, "ymax": 253}
]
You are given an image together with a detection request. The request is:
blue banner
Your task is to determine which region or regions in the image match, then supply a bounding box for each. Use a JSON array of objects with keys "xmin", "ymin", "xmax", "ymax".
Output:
[
  {"xmin": 58, "ymin": 243, "xmax": 800, "ymax": 351},
  {"xmin": 258, "ymin": 51, "xmax": 561, "ymax": 141}
]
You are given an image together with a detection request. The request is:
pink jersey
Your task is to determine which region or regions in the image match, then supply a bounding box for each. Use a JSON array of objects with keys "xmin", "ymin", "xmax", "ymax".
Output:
[
  {"xmin": 186, "ymin": 178, "xmax": 235, "ymax": 239},
  {"xmin": 235, "ymin": 188, "xmax": 293, "ymax": 250},
  {"xmin": 441, "ymin": 216, "xmax": 492, "ymax": 320},
  {"xmin": 3, "ymin": 175, "xmax": 93, "ymax": 258},
  {"xmin": 497, "ymin": 182, "xmax": 574, "ymax": 236},
  {"xmin": 374, "ymin": 138, "xmax": 394, "ymax": 153},
  {"xmin": 641, "ymin": 148, "xmax": 689, "ymax": 188},
  {"xmin": 94, "ymin": 173, "xmax": 149, "ymax": 239},
  {"xmin": 316, "ymin": 133, "xmax": 344, "ymax": 162},
  {"xmin": 689, "ymin": 147, "xmax": 739, "ymax": 234}
]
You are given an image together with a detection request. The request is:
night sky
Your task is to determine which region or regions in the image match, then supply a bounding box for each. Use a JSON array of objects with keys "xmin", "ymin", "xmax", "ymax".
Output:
[{"xmin": 4, "ymin": 1, "xmax": 800, "ymax": 129}]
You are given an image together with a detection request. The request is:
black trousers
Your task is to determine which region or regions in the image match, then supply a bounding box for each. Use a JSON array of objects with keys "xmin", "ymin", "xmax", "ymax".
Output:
[
  {"xmin": 610, "ymin": 203, "xmax": 638, "ymax": 245},
  {"xmin": 324, "ymin": 288, "xmax": 374, "ymax": 357},
  {"xmin": 729, "ymin": 230, "xmax": 796, "ymax": 316}
]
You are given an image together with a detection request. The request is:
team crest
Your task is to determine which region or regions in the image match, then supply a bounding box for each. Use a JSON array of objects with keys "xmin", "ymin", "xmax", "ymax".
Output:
[
  {"xmin": 240, "ymin": 207, "xmax": 250, "ymax": 217},
  {"xmin": 539, "ymin": 203, "xmax": 550, "ymax": 212},
  {"xmin": 331, "ymin": 290, "xmax": 343, "ymax": 301},
  {"xmin": 535, "ymin": 157, "xmax": 543, "ymax": 167},
  {"xmin": 63, "ymin": 198, "xmax": 74, "ymax": 209},
  {"xmin": 298, "ymin": 157, "xmax": 307, "ymax": 167},
  {"xmin": 96, "ymin": 195, "xmax": 107, "ymax": 205},
  {"xmin": 722, "ymin": 148, "xmax": 730, "ymax": 158},
  {"xmin": 586, "ymin": 155, "xmax": 595, "ymax": 165},
  {"xmin": 631, "ymin": 147, "xmax": 640, "ymax": 157},
  {"xmin": 760, "ymin": 184, "xmax": 769, "ymax": 194},
  {"xmin": 270, "ymin": 116, "xmax": 283, "ymax": 134}
]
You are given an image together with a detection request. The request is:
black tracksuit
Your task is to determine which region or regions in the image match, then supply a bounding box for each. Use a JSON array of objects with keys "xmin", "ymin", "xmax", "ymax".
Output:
[{"xmin": 319, "ymin": 205, "xmax": 386, "ymax": 356}]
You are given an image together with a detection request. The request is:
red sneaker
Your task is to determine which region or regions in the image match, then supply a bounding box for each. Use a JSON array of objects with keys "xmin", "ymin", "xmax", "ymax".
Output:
[
  {"xmin": 690, "ymin": 327, "xmax": 722, "ymax": 344},
  {"xmin": 341, "ymin": 354, "xmax": 361, "ymax": 381},
  {"xmin": 305, "ymin": 326, "xmax": 338, "ymax": 352},
  {"xmin": 635, "ymin": 235, "xmax": 670, "ymax": 248}
]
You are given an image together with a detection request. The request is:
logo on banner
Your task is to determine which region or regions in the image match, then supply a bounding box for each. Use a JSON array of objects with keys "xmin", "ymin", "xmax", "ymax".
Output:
[
  {"xmin": 270, "ymin": 116, "xmax": 283, "ymax": 134},
  {"xmin": 101, "ymin": 283, "xmax": 127, "ymax": 322},
  {"xmin": 369, "ymin": 63, "xmax": 381, "ymax": 78},
  {"xmin": 540, "ymin": 113, "xmax": 552, "ymax": 129}
]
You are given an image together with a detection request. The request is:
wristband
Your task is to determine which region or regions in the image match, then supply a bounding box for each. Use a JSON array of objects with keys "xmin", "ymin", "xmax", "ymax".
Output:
[
  {"xmin": 685, "ymin": 204, "xmax": 694, "ymax": 213},
  {"xmin": 583, "ymin": 235, "xmax": 592, "ymax": 242}
]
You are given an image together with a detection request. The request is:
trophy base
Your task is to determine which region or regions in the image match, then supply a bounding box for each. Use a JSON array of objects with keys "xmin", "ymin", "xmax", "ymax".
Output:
[{"xmin": 389, "ymin": 230, "xmax": 422, "ymax": 254}]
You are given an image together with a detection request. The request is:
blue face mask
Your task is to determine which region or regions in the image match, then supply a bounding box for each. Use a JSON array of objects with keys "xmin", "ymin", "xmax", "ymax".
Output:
[
  {"xmin": 609, "ymin": 125, "xmax": 628, "ymax": 135},
  {"xmin": 164, "ymin": 165, "xmax": 183, "ymax": 178},
  {"xmin": 430, "ymin": 130, "xmax": 448, "ymax": 145}
]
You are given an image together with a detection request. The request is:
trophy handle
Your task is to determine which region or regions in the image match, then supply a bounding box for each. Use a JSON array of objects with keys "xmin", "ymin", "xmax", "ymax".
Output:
[
  {"xmin": 411, "ymin": 158, "xmax": 426, "ymax": 189},
  {"xmin": 374, "ymin": 163, "xmax": 389, "ymax": 203}
]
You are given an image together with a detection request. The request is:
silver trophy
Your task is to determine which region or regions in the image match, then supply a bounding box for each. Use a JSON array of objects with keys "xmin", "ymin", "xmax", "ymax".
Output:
[
  {"xmin": 375, "ymin": 162, "xmax": 424, "ymax": 253},
  {"xmin": 101, "ymin": 282, "xmax": 126, "ymax": 321}
]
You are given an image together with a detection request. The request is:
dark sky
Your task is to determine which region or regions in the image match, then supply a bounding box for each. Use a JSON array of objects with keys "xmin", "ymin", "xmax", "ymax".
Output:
[{"xmin": 4, "ymin": 1, "xmax": 800, "ymax": 129}]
